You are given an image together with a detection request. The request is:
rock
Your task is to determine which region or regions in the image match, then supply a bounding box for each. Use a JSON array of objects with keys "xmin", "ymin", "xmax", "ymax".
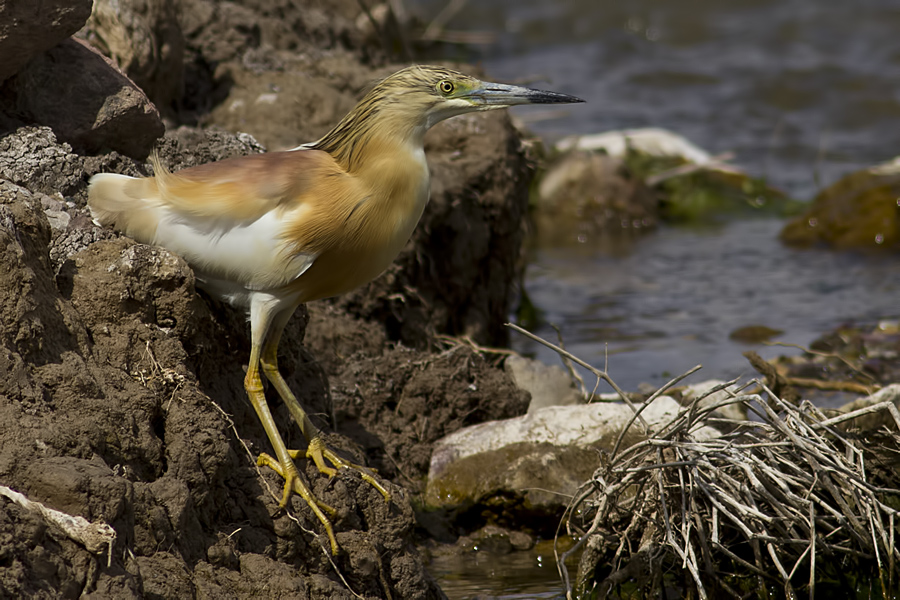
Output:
[
  {"xmin": 180, "ymin": 0, "xmax": 366, "ymax": 63},
  {"xmin": 3, "ymin": 38, "xmax": 164, "ymax": 159},
  {"xmin": 779, "ymin": 320, "xmax": 900, "ymax": 390},
  {"xmin": 0, "ymin": 490, "xmax": 139, "ymax": 598},
  {"xmin": 49, "ymin": 211, "xmax": 119, "ymax": 274},
  {"xmin": 504, "ymin": 354, "xmax": 582, "ymax": 413},
  {"xmin": 175, "ymin": 0, "xmax": 372, "ymax": 119},
  {"xmin": 80, "ymin": 0, "xmax": 185, "ymax": 113},
  {"xmin": 728, "ymin": 324, "xmax": 784, "ymax": 344},
  {"xmin": 22, "ymin": 456, "xmax": 132, "ymax": 531},
  {"xmin": 154, "ymin": 125, "xmax": 267, "ymax": 171},
  {"xmin": 780, "ymin": 158, "xmax": 900, "ymax": 250},
  {"xmin": 40, "ymin": 195, "xmax": 71, "ymax": 231},
  {"xmin": 548, "ymin": 128, "xmax": 797, "ymax": 226},
  {"xmin": 206, "ymin": 64, "xmax": 361, "ymax": 151},
  {"xmin": 0, "ymin": 127, "xmax": 86, "ymax": 197},
  {"xmin": 0, "ymin": 0, "xmax": 94, "ymax": 83},
  {"xmin": 33, "ymin": 186, "xmax": 122, "ymax": 274},
  {"xmin": 556, "ymin": 128, "xmax": 718, "ymax": 165},
  {"xmin": 0, "ymin": 125, "xmax": 262, "ymax": 207},
  {"xmin": 425, "ymin": 397, "xmax": 720, "ymax": 522},
  {"xmin": 460, "ymin": 524, "xmax": 535, "ymax": 554},
  {"xmin": 534, "ymin": 150, "xmax": 657, "ymax": 246}
]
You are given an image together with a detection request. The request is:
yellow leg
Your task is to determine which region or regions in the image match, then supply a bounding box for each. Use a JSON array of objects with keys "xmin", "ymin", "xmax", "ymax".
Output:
[
  {"xmin": 244, "ymin": 347, "xmax": 339, "ymax": 555},
  {"xmin": 259, "ymin": 317, "xmax": 391, "ymax": 503},
  {"xmin": 243, "ymin": 296, "xmax": 345, "ymax": 553}
]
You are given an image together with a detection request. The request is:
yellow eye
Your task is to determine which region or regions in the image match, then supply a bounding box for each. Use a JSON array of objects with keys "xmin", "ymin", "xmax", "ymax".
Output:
[{"xmin": 438, "ymin": 80, "xmax": 455, "ymax": 95}]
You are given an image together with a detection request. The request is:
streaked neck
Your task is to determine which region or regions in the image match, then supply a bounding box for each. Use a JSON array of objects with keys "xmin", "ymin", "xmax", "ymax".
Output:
[{"xmin": 311, "ymin": 101, "xmax": 428, "ymax": 173}]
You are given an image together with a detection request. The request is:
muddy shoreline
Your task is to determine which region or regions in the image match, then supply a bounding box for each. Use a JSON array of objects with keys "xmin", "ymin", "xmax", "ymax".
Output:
[{"xmin": 0, "ymin": 0, "xmax": 543, "ymax": 597}]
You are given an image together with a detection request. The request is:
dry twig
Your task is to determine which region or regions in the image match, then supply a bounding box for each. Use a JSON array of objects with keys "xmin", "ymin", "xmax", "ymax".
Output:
[{"xmin": 562, "ymin": 382, "xmax": 900, "ymax": 598}]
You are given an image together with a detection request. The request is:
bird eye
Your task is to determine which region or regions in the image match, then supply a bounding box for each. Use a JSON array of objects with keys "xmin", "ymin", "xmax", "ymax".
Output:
[{"xmin": 438, "ymin": 80, "xmax": 455, "ymax": 95}]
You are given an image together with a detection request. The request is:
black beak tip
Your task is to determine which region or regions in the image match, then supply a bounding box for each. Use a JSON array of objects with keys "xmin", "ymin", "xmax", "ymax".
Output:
[{"xmin": 533, "ymin": 89, "xmax": 585, "ymax": 104}]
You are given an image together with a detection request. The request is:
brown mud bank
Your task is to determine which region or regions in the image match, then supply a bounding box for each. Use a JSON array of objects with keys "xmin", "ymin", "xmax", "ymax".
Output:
[{"xmin": 0, "ymin": 0, "xmax": 542, "ymax": 597}]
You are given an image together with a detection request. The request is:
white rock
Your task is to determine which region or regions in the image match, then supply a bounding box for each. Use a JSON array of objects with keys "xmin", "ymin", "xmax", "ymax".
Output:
[
  {"xmin": 426, "ymin": 396, "xmax": 720, "ymax": 509},
  {"xmin": 556, "ymin": 128, "xmax": 714, "ymax": 164}
]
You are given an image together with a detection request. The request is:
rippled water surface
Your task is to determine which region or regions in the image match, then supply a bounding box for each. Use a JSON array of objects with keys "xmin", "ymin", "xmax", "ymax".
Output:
[
  {"xmin": 413, "ymin": 0, "xmax": 900, "ymax": 391},
  {"xmin": 428, "ymin": 542, "xmax": 571, "ymax": 599},
  {"xmin": 521, "ymin": 219, "xmax": 900, "ymax": 393}
]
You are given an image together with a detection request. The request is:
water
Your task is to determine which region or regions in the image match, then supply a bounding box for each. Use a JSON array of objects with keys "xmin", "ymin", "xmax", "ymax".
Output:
[
  {"xmin": 411, "ymin": 0, "xmax": 900, "ymax": 390},
  {"xmin": 428, "ymin": 542, "xmax": 570, "ymax": 599},
  {"xmin": 521, "ymin": 219, "xmax": 900, "ymax": 393},
  {"xmin": 412, "ymin": 1, "xmax": 900, "ymax": 595}
]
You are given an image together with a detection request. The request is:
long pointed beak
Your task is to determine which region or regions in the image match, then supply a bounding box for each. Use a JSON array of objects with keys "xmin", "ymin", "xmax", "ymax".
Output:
[{"xmin": 469, "ymin": 81, "xmax": 584, "ymax": 107}]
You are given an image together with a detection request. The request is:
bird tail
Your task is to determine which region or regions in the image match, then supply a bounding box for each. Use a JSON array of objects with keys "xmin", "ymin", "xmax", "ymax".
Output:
[{"xmin": 88, "ymin": 157, "xmax": 164, "ymax": 244}]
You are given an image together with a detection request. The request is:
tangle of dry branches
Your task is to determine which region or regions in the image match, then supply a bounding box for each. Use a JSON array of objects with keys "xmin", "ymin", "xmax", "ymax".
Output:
[{"xmin": 559, "ymin": 380, "xmax": 900, "ymax": 599}]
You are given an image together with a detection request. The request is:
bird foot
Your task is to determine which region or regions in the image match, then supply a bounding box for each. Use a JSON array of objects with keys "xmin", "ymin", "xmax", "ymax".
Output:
[
  {"xmin": 256, "ymin": 452, "xmax": 339, "ymax": 554},
  {"xmin": 289, "ymin": 437, "xmax": 392, "ymax": 503}
]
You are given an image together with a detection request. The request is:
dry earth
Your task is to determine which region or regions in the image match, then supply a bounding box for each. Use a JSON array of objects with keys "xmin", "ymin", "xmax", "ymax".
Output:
[{"xmin": 0, "ymin": 0, "xmax": 538, "ymax": 597}]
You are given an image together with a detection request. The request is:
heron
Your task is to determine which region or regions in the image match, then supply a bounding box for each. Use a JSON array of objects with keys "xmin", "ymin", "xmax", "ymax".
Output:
[{"xmin": 88, "ymin": 65, "xmax": 583, "ymax": 553}]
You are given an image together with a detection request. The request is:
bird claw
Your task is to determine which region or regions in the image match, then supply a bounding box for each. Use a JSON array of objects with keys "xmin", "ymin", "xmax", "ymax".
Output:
[
  {"xmin": 256, "ymin": 452, "xmax": 339, "ymax": 554},
  {"xmin": 284, "ymin": 438, "xmax": 392, "ymax": 503}
]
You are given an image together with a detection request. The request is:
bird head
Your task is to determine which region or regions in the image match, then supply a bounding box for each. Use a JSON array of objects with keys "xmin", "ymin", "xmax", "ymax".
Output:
[
  {"xmin": 311, "ymin": 65, "xmax": 583, "ymax": 170},
  {"xmin": 373, "ymin": 65, "xmax": 584, "ymax": 128}
]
